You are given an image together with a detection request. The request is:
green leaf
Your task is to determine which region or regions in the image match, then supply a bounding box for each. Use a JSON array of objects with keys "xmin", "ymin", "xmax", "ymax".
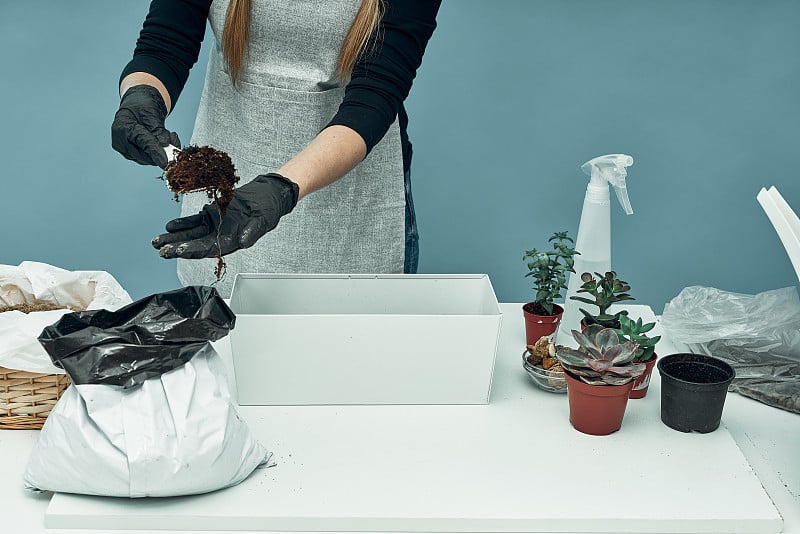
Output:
[{"xmin": 639, "ymin": 321, "xmax": 655, "ymax": 333}]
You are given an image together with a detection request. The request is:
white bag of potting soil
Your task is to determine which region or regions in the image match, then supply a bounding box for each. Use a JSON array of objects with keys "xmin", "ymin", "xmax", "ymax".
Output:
[
  {"xmin": 23, "ymin": 343, "xmax": 272, "ymax": 497},
  {"xmin": 0, "ymin": 261, "xmax": 131, "ymax": 373}
]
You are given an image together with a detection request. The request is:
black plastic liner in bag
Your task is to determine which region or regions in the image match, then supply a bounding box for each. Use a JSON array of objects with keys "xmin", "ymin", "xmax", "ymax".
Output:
[{"xmin": 38, "ymin": 286, "xmax": 235, "ymax": 388}]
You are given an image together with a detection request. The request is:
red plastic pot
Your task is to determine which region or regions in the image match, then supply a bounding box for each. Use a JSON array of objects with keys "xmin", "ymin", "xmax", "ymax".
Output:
[
  {"xmin": 564, "ymin": 371, "xmax": 634, "ymax": 435},
  {"xmin": 522, "ymin": 303, "xmax": 563, "ymax": 345},
  {"xmin": 629, "ymin": 353, "xmax": 658, "ymax": 399}
]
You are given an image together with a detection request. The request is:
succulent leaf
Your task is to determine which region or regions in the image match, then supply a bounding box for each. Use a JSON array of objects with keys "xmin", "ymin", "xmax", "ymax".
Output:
[
  {"xmin": 608, "ymin": 362, "xmax": 646, "ymax": 376},
  {"xmin": 556, "ymin": 348, "xmax": 588, "ymax": 367},
  {"xmin": 587, "ymin": 359, "xmax": 613, "ymax": 373},
  {"xmin": 571, "ymin": 327, "xmax": 602, "ymax": 358},
  {"xmin": 566, "ymin": 367, "xmax": 601, "ymax": 379},
  {"xmin": 639, "ymin": 322, "xmax": 655, "ymax": 334},
  {"xmin": 612, "ymin": 341, "xmax": 639, "ymax": 364},
  {"xmin": 596, "ymin": 328, "xmax": 619, "ymax": 353},
  {"xmin": 581, "ymin": 376, "xmax": 609, "ymax": 385},
  {"xmin": 602, "ymin": 344, "xmax": 624, "ymax": 363}
]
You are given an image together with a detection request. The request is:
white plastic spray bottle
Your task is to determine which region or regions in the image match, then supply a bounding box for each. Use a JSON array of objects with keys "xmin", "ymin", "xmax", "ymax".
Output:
[{"xmin": 555, "ymin": 154, "xmax": 635, "ymax": 346}]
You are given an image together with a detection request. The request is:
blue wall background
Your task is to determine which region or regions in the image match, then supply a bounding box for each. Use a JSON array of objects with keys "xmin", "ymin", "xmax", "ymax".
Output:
[{"xmin": 1, "ymin": 1, "xmax": 798, "ymax": 312}]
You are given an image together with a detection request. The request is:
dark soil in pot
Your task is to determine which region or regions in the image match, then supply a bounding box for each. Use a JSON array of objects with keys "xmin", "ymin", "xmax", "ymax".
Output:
[
  {"xmin": 522, "ymin": 302, "xmax": 550, "ymax": 316},
  {"xmin": 660, "ymin": 360, "xmax": 731, "ymax": 383}
]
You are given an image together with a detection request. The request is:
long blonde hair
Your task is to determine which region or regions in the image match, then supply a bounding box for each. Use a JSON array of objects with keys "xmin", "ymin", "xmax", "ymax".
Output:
[{"xmin": 222, "ymin": 0, "xmax": 384, "ymax": 85}]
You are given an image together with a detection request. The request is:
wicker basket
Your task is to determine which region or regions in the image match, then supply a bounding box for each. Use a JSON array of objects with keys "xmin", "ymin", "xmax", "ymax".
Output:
[{"xmin": 0, "ymin": 366, "xmax": 70, "ymax": 430}]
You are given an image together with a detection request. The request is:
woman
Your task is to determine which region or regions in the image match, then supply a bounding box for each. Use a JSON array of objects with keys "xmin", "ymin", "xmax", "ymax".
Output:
[{"xmin": 112, "ymin": 0, "xmax": 441, "ymax": 296}]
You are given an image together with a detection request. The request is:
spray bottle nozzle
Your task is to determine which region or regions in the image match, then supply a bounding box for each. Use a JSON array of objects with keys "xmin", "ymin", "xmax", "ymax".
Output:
[{"xmin": 581, "ymin": 154, "xmax": 634, "ymax": 215}]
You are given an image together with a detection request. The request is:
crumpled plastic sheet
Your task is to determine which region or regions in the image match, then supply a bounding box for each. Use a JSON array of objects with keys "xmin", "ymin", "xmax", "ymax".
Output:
[
  {"xmin": 0, "ymin": 261, "xmax": 132, "ymax": 373},
  {"xmin": 662, "ymin": 285, "xmax": 800, "ymax": 414},
  {"xmin": 38, "ymin": 285, "xmax": 235, "ymax": 388}
]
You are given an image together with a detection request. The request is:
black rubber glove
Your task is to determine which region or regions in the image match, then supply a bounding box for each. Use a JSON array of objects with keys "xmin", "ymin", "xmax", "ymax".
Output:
[
  {"xmin": 111, "ymin": 85, "xmax": 181, "ymax": 169},
  {"xmin": 152, "ymin": 173, "xmax": 300, "ymax": 259}
]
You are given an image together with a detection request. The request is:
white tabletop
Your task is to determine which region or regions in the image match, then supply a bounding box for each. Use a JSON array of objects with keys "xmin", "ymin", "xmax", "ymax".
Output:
[{"xmin": 0, "ymin": 304, "xmax": 797, "ymax": 533}]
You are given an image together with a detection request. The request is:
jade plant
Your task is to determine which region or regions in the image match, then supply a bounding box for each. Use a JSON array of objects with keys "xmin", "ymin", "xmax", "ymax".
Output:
[
  {"xmin": 556, "ymin": 324, "xmax": 646, "ymax": 386},
  {"xmin": 614, "ymin": 314, "xmax": 660, "ymax": 363},
  {"xmin": 569, "ymin": 271, "xmax": 634, "ymax": 328},
  {"xmin": 522, "ymin": 231, "xmax": 579, "ymax": 316}
]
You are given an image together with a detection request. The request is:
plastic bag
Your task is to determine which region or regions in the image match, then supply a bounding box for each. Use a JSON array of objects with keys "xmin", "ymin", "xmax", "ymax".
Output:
[
  {"xmin": 24, "ymin": 286, "xmax": 272, "ymax": 497},
  {"xmin": 0, "ymin": 261, "xmax": 132, "ymax": 373},
  {"xmin": 662, "ymin": 286, "xmax": 800, "ymax": 414},
  {"xmin": 39, "ymin": 285, "xmax": 236, "ymax": 388}
]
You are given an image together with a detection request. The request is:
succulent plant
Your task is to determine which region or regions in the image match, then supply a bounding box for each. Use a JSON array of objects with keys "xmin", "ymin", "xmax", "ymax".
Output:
[
  {"xmin": 556, "ymin": 324, "xmax": 646, "ymax": 385},
  {"xmin": 614, "ymin": 314, "xmax": 660, "ymax": 363},
  {"xmin": 523, "ymin": 231, "xmax": 579, "ymax": 316},
  {"xmin": 569, "ymin": 271, "xmax": 634, "ymax": 328}
]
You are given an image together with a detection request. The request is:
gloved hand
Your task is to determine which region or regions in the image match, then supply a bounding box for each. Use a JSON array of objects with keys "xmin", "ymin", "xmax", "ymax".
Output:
[
  {"xmin": 152, "ymin": 173, "xmax": 300, "ymax": 259},
  {"xmin": 111, "ymin": 85, "xmax": 181, "ymax": 169}
]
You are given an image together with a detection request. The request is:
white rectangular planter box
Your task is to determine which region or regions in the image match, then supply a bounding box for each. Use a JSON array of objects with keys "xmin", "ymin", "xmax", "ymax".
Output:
[{"xmin": 229, "ymin": 274, "xmax": 502, "ymax": 405}]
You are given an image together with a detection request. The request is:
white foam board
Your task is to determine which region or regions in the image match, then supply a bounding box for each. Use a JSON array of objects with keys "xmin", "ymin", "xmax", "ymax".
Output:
[{"xmin": 45, "ymin": 305, "xmax": 782, "ymax": 533}]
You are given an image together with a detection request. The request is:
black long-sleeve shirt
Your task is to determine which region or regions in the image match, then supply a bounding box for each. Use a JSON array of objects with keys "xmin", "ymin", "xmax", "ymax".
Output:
[{"xmin": 121, "ymin": 0, "xmax": 441, "ymax": 171}]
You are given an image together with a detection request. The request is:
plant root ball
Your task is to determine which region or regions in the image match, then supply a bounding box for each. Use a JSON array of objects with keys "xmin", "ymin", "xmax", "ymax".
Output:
[
  {"xmin": 165, "ymin": 145, "xmax": 239, "ymax": 210},
  {"xmin": 163, "ymin": 145, "xmax": 239, "ymax": 283}
]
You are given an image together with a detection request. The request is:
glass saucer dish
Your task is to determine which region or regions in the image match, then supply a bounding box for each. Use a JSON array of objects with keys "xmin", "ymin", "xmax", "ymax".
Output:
[{"xmin": 522, "ymin": 350, "xmax": 567, "ymax": 393}]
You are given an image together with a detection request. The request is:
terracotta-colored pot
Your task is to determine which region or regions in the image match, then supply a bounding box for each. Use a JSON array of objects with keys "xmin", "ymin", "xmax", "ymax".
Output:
[
  {"xmin": 564, "ymin": 371, "xmax": 634, "ymax": 435},
  {"xmin": 629, "ymin": 353, "xmax": 658, "ymax": 399},
  {"xmin": 522, "ymin": 303, "xmax": 563, "ymax": 345}
]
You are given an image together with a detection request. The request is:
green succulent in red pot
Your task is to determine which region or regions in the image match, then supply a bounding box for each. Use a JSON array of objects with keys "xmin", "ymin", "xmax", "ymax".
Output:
[
  {"xmin": 521, "ymin": 231, "xmax": 579, "ymax": 344},
  {"xmin": 614, "ymin": 314, "xmax": 661, "ymax": 399},
  {"xmin": 569, "ymin": 270, "xmax": 634, "ymax": 329}
]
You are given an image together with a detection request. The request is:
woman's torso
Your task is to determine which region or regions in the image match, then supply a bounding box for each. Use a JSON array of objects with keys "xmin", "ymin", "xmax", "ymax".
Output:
[{"xmin": 177, "ymin": 0, "xmax": 406, "ymax": 297}]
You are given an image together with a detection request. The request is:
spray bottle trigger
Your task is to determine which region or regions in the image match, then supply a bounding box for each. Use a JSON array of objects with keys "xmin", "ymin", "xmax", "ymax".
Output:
[{"xmin": 613, "ymin": 184, "xmax": 634, "ymax": 215}]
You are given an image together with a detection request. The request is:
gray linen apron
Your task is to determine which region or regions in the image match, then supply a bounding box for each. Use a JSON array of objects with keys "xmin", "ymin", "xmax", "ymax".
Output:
[{"xmin": 177, "ymin": 0, "xmax": 406, "ymax": 297}]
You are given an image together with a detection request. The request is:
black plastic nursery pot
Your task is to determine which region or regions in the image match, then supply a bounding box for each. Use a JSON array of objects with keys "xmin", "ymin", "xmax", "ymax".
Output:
[{"xmin": 658, "ymin": 353, "xmax": 735, "ymax": 433}]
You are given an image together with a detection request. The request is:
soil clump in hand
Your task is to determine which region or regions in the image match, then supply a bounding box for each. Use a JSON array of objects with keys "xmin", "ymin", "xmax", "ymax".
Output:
[
  {"xmin": 165, "ymin": 145, "xmax": 239, "ymax": 212},
  {"xmin": 164, "ymin": 145, "xmax": 239, "ymax": 281}
]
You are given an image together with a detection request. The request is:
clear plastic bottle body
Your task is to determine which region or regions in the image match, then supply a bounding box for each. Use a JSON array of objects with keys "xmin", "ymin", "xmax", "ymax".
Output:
[
  {"xmin": 555, "ymin": 186, "xmax": 612, "ymax": 346},
  {"xmin": 553, "ymin": 154, "xmax": 633, "ymax": 346}
]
